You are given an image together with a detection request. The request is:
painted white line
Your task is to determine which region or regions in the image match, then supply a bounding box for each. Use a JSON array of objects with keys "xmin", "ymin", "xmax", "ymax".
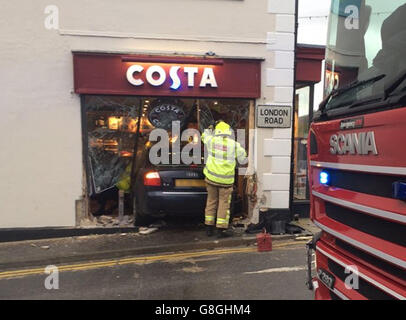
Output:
[
  {"xmin": 244, "ymin": 266, "xmax": 306, "ymax": 274},
  {"xmin": 310, "ymin": 161, "xmax": 406, "ymax": 176},
  {"xmin": 316, "ymin": 246, "xmax": 406, "ymax": 300},
  {"xmin": 313, "ymin": 220, "xmax": 406, "ymax": 269},
  {"xmin": 312, "ymin": 191, "xmax": 406, "ymax": 224}
]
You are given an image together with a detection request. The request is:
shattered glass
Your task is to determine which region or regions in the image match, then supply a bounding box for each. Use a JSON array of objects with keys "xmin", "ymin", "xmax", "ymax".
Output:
[
  {"xmin": 84, "ymin": 96, "xmax": 251, "ymax": 195},
  {"xmin": 85, "ymin": 96, "xmax": 141, "ymax": 195},
  {"xmin": 199, "ymin": 99, "xmax": 249, "ymax": 130}
]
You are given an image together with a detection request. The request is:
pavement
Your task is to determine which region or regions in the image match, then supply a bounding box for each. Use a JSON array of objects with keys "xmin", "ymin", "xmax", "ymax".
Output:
[{"xmin": 0, "ymin": 218, "xmax": 319, "ymax": 271}]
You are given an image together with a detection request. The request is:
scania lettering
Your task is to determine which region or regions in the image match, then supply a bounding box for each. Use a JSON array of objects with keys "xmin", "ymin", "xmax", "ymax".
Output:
[
  {"xmin": 306, "ymin": 0, "xmax": 406, "ymax": 300},
  {"xmin": 329, "ymin": 131, "xmax": 378, "ymax": 155}
]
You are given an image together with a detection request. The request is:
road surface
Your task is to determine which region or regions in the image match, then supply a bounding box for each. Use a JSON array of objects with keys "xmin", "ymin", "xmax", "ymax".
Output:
[{"xmin": 0, "ymin": 241, "xmax": 313, "ymax": 300}]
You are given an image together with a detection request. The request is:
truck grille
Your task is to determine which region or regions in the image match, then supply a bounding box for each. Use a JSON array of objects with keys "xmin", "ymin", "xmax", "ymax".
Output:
[
  {"xmin": 323, "ymin": 168, "xmax": 404, "ymax": 199},
  {"xmin": 327, "ymin": 259, "xmax": 397, "ymax": 300},
  {"xmin": 335, "ymin": 239, "xmax": 406, "ymax": 282},
  {"xmin": 325, "ymin": 202, "xmax": 406, "ymax": 247}
]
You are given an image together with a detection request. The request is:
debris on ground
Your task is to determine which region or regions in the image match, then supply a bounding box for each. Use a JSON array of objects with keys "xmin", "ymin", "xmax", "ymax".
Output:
[
  {"xmin": 289, "ymin": 218, "xmax": 320, "ymax": 236},
  {"xmin": 79, "ymin": 218, "xmax": 99, "ymax": 228},
  {"xmin": 119, "ymin": 215, "xmax": 134, "ymax": 226},
  {"xmin": 40, "ymin": 246, "xmax": 50, "ymax": 250},
  {"xmin": 92, "ymin": 215, "xmax": 135, "ymax": 227},
  {"xmin": 295, "ymin": 236, "xmax": 313, "ymax": 241},
  {"xmin": 138, "ymin": 227, "xmax": 159, "ymax": 235},
  {"xmin": 136, "ymin": 220, "xmax": 168, "ymax": 235},
  {"xmin": 285, "ymin": 223, "xmax": 305, "ymax": 235},
  {"xmin": 231, "ymin": 226, "xmax": 245, "ymax": 236},
  {"xmin": 96, "ymin": 215, "xmax": 114, "ymax": 226},
  {"xmin": 149, "ymin": 220, "xmax": 166, "ymax": 228}
]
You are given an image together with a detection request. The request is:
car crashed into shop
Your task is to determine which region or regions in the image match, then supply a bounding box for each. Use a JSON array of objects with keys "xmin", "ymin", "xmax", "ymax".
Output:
[{"xmin": 85, "ymin": 96, "xmax": 250, "ymax": 226}]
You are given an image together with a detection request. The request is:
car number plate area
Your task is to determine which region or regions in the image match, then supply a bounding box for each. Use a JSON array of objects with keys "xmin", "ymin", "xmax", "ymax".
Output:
[
  {"xmin": 175, "ymin": 179, "xmax": 206, "ymax": 187},
  {"xmin": 317, "ymin": 268, "xmax": 336, "ymax": 290}
]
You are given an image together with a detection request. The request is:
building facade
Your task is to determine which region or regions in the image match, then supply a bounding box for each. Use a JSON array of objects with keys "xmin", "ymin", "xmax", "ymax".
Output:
[{"xmin": 0, "ymin": 0, "xmax": 301, "ymax": 228}]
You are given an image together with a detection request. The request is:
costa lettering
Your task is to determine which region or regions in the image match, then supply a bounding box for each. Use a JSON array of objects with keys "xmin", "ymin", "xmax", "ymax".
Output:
[
  {"xmin": 126, "ymin": 65, "xmax": 218, "ymax": 89},
  {"xmin": 329, "ymin": 131, "xmax": 378, "ymax": 155}
]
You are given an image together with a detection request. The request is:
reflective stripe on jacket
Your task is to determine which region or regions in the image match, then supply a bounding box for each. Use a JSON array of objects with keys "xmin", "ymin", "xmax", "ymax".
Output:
[{"xmin": 202, "ymin": 127, "xmax": 247, "ymax": 185}]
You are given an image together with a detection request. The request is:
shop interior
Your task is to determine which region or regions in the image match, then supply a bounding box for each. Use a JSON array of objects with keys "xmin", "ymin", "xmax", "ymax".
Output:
[{"xmin": 82, "ymin": 95, "xmax": 253, "ymax": 228}]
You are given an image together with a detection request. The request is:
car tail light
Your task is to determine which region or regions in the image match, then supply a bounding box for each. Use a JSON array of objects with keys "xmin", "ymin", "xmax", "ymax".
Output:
[{"xmin": 144, "ymin": 171, "xmax": 161, "ymax": 186}]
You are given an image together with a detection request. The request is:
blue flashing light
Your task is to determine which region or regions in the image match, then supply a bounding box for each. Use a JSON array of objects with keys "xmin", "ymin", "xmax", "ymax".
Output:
[
  {"xmin": 393, "ymin": 181, "xmax": 406, "ymax": 201},
  {"xmin": 320, "ymin": 171, "xmax": 330, "ymax": 185}
]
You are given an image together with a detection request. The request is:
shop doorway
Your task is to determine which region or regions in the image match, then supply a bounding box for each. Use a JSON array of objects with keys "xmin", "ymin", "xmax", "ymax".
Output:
[
  {"xmin": 81, "ymin": 95, "xmax": 253, "ymax": 228},
  {"xmin": 292, "ymin": 84, "xmax": 315, "ymax": 217}
]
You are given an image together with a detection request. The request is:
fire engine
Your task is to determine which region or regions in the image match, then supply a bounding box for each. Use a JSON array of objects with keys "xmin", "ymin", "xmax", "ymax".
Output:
[{"xmin": 306, "ymin": 0, "xmax": 406, "ymax": 300}]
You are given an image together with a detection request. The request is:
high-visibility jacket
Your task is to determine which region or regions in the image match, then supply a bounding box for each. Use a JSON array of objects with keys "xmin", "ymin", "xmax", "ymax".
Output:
[
  {"xmin": 116, "ymin": 163, "xmax": 132, "ymax": 192},
  {"xmin": 202, "ymin": 122, "xmax": 247, "ymax": 185}
]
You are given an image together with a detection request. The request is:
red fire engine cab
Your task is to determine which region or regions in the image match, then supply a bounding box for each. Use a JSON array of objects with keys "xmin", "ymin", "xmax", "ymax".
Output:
[{"xmin": 306, "ymin": 0, "xmax": 406, "ymax": 300}]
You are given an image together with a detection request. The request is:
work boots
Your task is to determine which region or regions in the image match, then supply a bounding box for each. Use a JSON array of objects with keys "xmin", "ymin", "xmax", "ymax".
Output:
[
  {"xmin": 206, "ymin": 225, "xmax": 215, "ymax": 237},
  {"xmin": 207, "ymin": 225, "xmax": 233, "ymax": 238},
  {"xmin": 217, "ymin": 227, "xmax": 233, "ymax": 238}
]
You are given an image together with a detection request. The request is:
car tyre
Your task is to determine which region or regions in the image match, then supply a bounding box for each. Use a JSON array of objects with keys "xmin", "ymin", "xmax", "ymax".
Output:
[{"xmin": 131, "ymin": 194, "xmax": 152, "ymax": 227}]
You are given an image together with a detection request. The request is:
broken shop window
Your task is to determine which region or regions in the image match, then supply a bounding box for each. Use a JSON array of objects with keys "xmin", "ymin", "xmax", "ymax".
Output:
[
  {"xmin": 84, "ymin": 97, "xmax": 250, "ymax": 194},
  {"xmin": 85, "ymin": 95, "xmax": 145, "ymax": 195}
]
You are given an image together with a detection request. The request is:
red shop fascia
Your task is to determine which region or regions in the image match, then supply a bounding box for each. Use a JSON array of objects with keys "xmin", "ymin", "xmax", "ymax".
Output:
[{"xmin": 73, "ymin": 52, "xmax": 262, "ymax": 99}]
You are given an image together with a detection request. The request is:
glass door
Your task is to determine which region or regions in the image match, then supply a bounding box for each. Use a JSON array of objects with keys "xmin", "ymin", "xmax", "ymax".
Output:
[{"xmin": 293, "ymin": 85, "xmax": 313, "ymax": 201}]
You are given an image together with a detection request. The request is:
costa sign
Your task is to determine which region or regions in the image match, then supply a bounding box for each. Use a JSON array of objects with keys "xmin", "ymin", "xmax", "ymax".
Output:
[
  {"xmin": 126, "ymin": 65, "xmax": 218, "ymax": 89},
  {"xmin": 73, "ymin": 53, "xmax": 261, "ymax": 98}
]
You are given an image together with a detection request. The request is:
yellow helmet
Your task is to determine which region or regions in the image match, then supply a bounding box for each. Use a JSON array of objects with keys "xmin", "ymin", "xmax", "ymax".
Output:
[{"xmin": 214, "ymin": 121, "xmax": 232, "ymax": 136}]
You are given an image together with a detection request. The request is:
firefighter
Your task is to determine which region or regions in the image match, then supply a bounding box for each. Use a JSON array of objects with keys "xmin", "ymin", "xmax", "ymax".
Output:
[
  {"xmin": 202, "ymin": 121, "xmax": 247, "ymax": 238},
  {"xmin": 116, "ymin": 163, "xmax": 132, "ymax": 193}
]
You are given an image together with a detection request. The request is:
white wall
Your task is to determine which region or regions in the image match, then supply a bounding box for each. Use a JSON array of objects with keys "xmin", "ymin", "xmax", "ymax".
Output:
[
  {"xmin": 0, "ymin": 2, "xmax": 82, "ymax": 228},
  {"xmin": 0, "ymin": 0, "xmax": 296, "ymax": 228}
]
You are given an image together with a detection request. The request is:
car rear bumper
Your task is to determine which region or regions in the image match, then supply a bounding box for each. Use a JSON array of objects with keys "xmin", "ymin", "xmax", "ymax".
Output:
[{"xmin": 145, "ymin": 190, "xmax": 207, "ymax": 215}]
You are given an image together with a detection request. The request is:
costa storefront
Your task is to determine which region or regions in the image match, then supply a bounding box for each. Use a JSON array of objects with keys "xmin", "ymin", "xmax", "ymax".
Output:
[
  {"xmin": 0, "ymin": 0, "xmax": 300, "ymax": 231},
  {"xmin": 73, "ymin": 52, "xmax": 261, "ymax": 222}
]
